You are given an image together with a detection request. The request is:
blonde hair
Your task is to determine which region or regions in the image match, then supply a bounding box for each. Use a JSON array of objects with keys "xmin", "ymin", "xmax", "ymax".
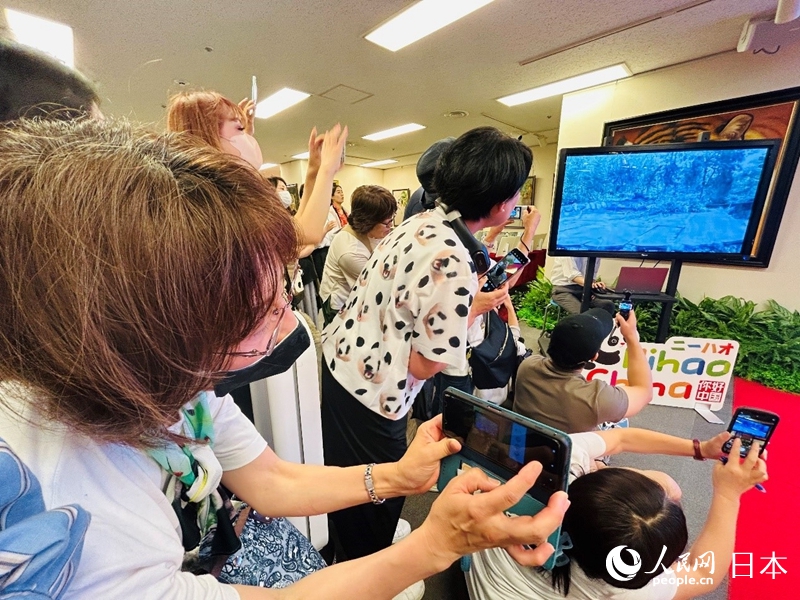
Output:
[
  {"xmin": 166, "ymin": 90, "xmax": 246, "ymax": 151},
  {"xmin": 0, "ymin": 118, "xmax": 298, "ymax": 447}
]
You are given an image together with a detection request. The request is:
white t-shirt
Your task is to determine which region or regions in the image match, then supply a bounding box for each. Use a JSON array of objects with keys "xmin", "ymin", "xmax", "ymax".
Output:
[
  {"xmin": 321, "ymin": 207, "xmax": 478, "ymax": 419},
  {"xmin": 0, "ymin": 383, "xmax": 268, "ymax": 600},
  {"xmin": 319, "ymin": 229, "xmax": 375, "ymax": 311},
  {"xmin": 466, "ymin": 432, "xmax": 679, "ymax": 600},
  {"xmin": 317, "ymin": 205, "xmax": 343, "ymax": 249}
]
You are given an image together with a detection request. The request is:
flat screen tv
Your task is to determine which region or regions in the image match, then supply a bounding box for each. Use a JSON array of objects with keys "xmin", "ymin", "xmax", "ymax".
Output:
[{"xmin": 548, "ymin": 141, "xmax": 781, "ymax": 265}]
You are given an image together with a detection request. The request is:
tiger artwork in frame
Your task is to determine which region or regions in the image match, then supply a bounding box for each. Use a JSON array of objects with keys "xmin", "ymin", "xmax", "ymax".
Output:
[{"xmin": 602, "ymin": 86, "xmax": 800, "ymax": 268}]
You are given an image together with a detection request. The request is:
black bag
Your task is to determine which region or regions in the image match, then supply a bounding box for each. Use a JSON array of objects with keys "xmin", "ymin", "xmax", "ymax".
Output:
[{"xmin": 467, "ymin": 309, "xmax": 518, "ymax": 389}]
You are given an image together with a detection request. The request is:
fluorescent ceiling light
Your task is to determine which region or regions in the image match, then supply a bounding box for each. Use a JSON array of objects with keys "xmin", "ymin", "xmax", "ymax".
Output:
[
  {"xmin": 5, "ymin": 9, "xmax": 74, "ymax": 68},
  {"xmin": 255, "ymin": 88, "xmax": 310, "ymax": 119},
  {"xmin": 497, "ymin": 64, "xmax": 632, "ymax": 107},
  {"xmin": 291, "ymin": 152, "xmax": 310, "ymax": 160},
  {"xmin": 366, "ymin": 0, "xmax": 496, "ymax": 52},
  {"xmin": 360, "ymin": 159, "xmax": 398, "ymax": 168},
  {"xmin": 259, "ymin": 163, "xmax": 278, "ymax": 169},
  {"xmin": 362, "ymin": 123, "xmax": 425, "ymax": 141}
]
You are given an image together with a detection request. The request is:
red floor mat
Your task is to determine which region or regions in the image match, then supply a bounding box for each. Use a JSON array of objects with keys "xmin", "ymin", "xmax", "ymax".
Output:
[{"xmin": 728, "ymin": 377, "xmax": 799, "ymax": 599}]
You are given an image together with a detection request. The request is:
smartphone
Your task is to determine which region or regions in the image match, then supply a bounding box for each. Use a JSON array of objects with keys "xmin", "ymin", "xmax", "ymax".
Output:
[
  {"xmin": 509, "ymin": 206, "xmax": 522, "ymax": 220},
  {"xmin": 618, "ymin": 291, "xmax": 633, "ymax": 320},
  {"xmin": 722, "ymin": 406, "xmax": 779, "ymax": 458},
  {"xmin": 441, "ymin": 388, "xmax": 571, "ymax": 504},
  {"xmin": 481, "ymin": 247, "xmax": 530, "ymax": 291},
  {"xmin": 251, "ymin": 75, "xmax": 258, "ymax": 103}
]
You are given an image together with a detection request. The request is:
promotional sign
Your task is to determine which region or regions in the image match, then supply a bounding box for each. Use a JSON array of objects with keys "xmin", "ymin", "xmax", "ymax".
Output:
[{"xmin": 581, "ymin": 336, "xmax": 739, "ymax": 410}]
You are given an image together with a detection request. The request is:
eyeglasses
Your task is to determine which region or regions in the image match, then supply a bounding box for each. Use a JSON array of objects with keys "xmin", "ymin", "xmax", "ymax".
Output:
[
  {"xmin": 381, "ymin": 216, "xmax": 395, "ymax": 227},
  {"xmin": 225, "ymin": 291, "xmax": 293, "ymax": 358}
]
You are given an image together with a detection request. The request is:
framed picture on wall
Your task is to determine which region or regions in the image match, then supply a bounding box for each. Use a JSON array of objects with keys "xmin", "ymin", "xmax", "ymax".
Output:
[
  {"xmin": 519, "ymin": 176, "xmax": 535, "ymax": 205},
  {"xmin": 392, "ymin": 188, "xmax": 410, "ymax": 223},
  {"xmin": 602, "ymin": 86, "xmax": 800, "ymax": 267},
  {"xmin": 286, "ymin": 183, "xmax": 300, "ymax": 211}
]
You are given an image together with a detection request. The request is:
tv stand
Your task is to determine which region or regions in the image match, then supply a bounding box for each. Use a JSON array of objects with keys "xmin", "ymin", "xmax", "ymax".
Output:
[{"xmin": 579, "ymin": 258, "xmax": 681, "ymax": 343}]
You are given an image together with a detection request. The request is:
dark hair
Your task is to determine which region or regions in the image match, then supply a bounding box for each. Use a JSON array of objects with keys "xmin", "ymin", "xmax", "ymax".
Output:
[
  {"xmin": 0, "ymin": 118, "xmax": 298, "ymax": 448},
  {"xmin": 267, "ymin": 176, "xmax": 287, "ymax": 188},
  {"xmin": 552, "ymin": 469, "xmax": 688, "ymax": 595},
  {"xmin": 332, "ymin": 183, "xmax": 342, "ymax": 197},
  {"xmin": 0, "ymin": 38, "xmax": 99, "ymax": 122},
  {"xmin": 348, "ymin": 186, "xmax": 397, "ymax": 234},
  {"xmin": 433, "ymin": 126, "xmax": 532, "ymax": 221}
]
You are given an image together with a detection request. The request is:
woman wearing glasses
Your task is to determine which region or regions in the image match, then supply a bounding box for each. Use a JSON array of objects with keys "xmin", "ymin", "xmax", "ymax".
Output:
[
  {"xmin": 319, "ymin": 185, "xmax": 397, "ymax": 326},
  {"xmin": 0, "ymin": 119, "xmax": 568, "ymax": 600}
]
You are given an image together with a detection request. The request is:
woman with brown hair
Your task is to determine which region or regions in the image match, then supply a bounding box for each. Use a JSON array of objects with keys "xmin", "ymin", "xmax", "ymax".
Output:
[
  {"xmin": 0, "ymin": 118, "xmax": 568, "ymax": 599},
  {"xmin": 319, "ymin": 185, "xmax": 396, "ymax": 325},
  {"xmin": 166, "ymin": 90, "xmax": 346, "ymax": 247}
]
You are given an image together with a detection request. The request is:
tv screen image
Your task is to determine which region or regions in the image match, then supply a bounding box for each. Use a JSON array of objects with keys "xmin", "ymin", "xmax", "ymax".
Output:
[{"xmin": 549, "ymin": 141, "xmax": 780, "ymax": 262}]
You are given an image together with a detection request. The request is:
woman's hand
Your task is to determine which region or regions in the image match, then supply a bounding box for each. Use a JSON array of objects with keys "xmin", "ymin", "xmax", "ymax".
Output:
[
  {"xmin": 306, "ymin": 127, "xmax": 324, "ymax": 174},
  {"xmin": 521, "ymin": 205, "xmax": 540, "ymax": 232},
  {"xmin": 713, "ymin": 437, "xmax": 768, "ymax": 502},
  {"xmin": 394, "ymin": 415, "xmax": 460, "ymax": 495},
  {"xmin": 471, "ymin": 287, "xmax": 509, "ymax": 318},
  {"xmin": 324, "ymin": 220, "xmax": 338, "ymax": 234},
  {"xmin": 319, "ymin": 123, "xmax": 348, "ymax": 176},
  {"xmin": 699, "ymin": 431, "xmax": 731, "ymax": 460},
  {"xmin": 417, "ymin": 462, "xmax": 569, "ymax": 570}
]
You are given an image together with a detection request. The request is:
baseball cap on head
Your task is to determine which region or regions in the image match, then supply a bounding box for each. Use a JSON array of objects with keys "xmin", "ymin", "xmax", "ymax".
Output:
[{"xmin": 547, "ymin": 308, "xmax": 614, "ymax": 369}]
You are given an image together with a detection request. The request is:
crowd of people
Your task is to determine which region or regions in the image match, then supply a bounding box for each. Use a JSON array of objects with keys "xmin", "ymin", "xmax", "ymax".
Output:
[{"xmin": 0, "ymin": 37, "xmax": 767, "ymax": 600}]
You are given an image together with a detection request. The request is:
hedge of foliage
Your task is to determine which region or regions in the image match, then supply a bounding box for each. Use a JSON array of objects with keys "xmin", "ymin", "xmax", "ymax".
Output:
[{"xmin": 513, "ymin": 268, "xmax": 800, "ymax": 394}]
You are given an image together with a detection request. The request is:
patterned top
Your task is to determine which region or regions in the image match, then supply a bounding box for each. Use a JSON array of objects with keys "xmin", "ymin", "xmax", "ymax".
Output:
[{"xmin": 322, "ymin": 207, "xmax": 478, "ymax": 419}]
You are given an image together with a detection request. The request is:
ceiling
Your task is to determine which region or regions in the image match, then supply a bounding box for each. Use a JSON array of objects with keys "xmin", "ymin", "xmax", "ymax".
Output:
[{"xmin": 1, "ymin": 0, "xmax": 780, "ymax": 168}]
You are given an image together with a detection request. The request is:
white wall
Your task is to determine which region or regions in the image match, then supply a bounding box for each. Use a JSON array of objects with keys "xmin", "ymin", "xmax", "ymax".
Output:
[{"xmin": 557, "ymin": 46, "xmax": 800, "ymax": 311}]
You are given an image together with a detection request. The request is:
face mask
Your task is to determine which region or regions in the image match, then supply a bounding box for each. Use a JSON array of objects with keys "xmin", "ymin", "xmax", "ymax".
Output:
[
  {"xmin": 278, "ymin": 190, "xmax": 293, "ymax": 208},
  {"xmin": 214, "ymin": 313, "xmax": 311, "ymax": 396},
  {"xmin": 220, "ymin": 133, "xmax": 263, "ymax": 170}
]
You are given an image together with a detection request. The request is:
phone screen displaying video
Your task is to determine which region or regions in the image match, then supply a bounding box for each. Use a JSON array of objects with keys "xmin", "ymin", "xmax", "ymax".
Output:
[
  {"xmin": 497, "ymin": 249, "xmax": 528, "ymax": 276},
  {"xmin": 725, "ymin": 412, "xmax": 776, "ymax": 457},
  {"xmin": 510, "ymin": 206, "xmax": 521, "ymax": 219},
  {"xmin": 442, "ymin": 394, "xmax": 568, "ymax": 497}
]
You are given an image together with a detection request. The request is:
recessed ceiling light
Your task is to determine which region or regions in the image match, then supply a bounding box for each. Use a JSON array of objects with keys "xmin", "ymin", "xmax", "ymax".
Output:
[
  {"xmin": 362, "ymin": 123, "xmax": 425, "ymax": 141},
  {"xmin": 497, "ymin": 64, "xmax": 632, "ymax": 106},
  {"xmin": 444, "ymin": 110, "xmax": 469, "ymax": 118},
  {"xmin": 259, "ymin": 163, "xmax": 278, "ymax": 169},
  {"xmin": 366, "ymin": 0, "xmax": 496, "ymax": 52},
  {"xmin": 360, "ymin": 159, "xmax": 398, "ymax": 168},
  {"xmin": 4, "ymin": 9, "xmax": 74, "ymax": 68},
  {"xmin": 291, "ymin": 152, "xmax": 310, "ymax": 160},
  {"xmin": 255, "ymin": 88, "xmax": 310, "ymax": 119}
]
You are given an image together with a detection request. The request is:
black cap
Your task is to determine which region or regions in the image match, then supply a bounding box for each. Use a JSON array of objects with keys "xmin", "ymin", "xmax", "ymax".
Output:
[
  {"xmin": 548, "ymin": 308, "xmax": 614, "ymax": 369},
  {"xmin": 416, "ymin": 137, "xmax": 456, "ymax": 206}
]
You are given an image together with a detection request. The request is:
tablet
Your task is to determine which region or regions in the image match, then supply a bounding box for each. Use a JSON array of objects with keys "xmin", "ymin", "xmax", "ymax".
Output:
[{"xmin": 438, "ymin": 388, "xmax": 571, "ymax": 570}]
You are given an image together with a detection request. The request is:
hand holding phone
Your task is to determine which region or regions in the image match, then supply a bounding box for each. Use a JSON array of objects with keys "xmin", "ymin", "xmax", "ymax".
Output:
[
  {"xmin": 722, "ymin": 406, "xmax": 779, "ymax": 458},
  {"xmin": 481, "ymin": 248, "xmax": 530, "ymax": 292}
]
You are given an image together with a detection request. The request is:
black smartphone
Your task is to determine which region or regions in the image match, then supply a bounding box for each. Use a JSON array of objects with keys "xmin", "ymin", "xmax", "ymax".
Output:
[
  {"xmin": 481, "ymin": 247, "xmax": 531, "ymax": 292},
  {"xmin": 618, "ymin": 291, "xmax": 633, "ymax": 320},
  {"xmin": 722, "ymin": 406, "xmax": 779, "ymax": 458},
  {"xmin": 441, "ymin": 388, "xmax": 571, "ymax": 505},
  {"xmin": 509, "ymin": 206, "xmax": 522, "ymax": 220}
]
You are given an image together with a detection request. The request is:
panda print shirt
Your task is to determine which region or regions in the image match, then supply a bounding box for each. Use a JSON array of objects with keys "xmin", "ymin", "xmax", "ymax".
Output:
[{"xmin": 321, "ymin": 207, "xmax": 478, "ymax": 420}]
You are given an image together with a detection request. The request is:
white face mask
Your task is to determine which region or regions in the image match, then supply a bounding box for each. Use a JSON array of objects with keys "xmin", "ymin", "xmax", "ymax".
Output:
[{"xmin": 277, "ymin": 190, "xmax": 293, "ymax": 208}]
